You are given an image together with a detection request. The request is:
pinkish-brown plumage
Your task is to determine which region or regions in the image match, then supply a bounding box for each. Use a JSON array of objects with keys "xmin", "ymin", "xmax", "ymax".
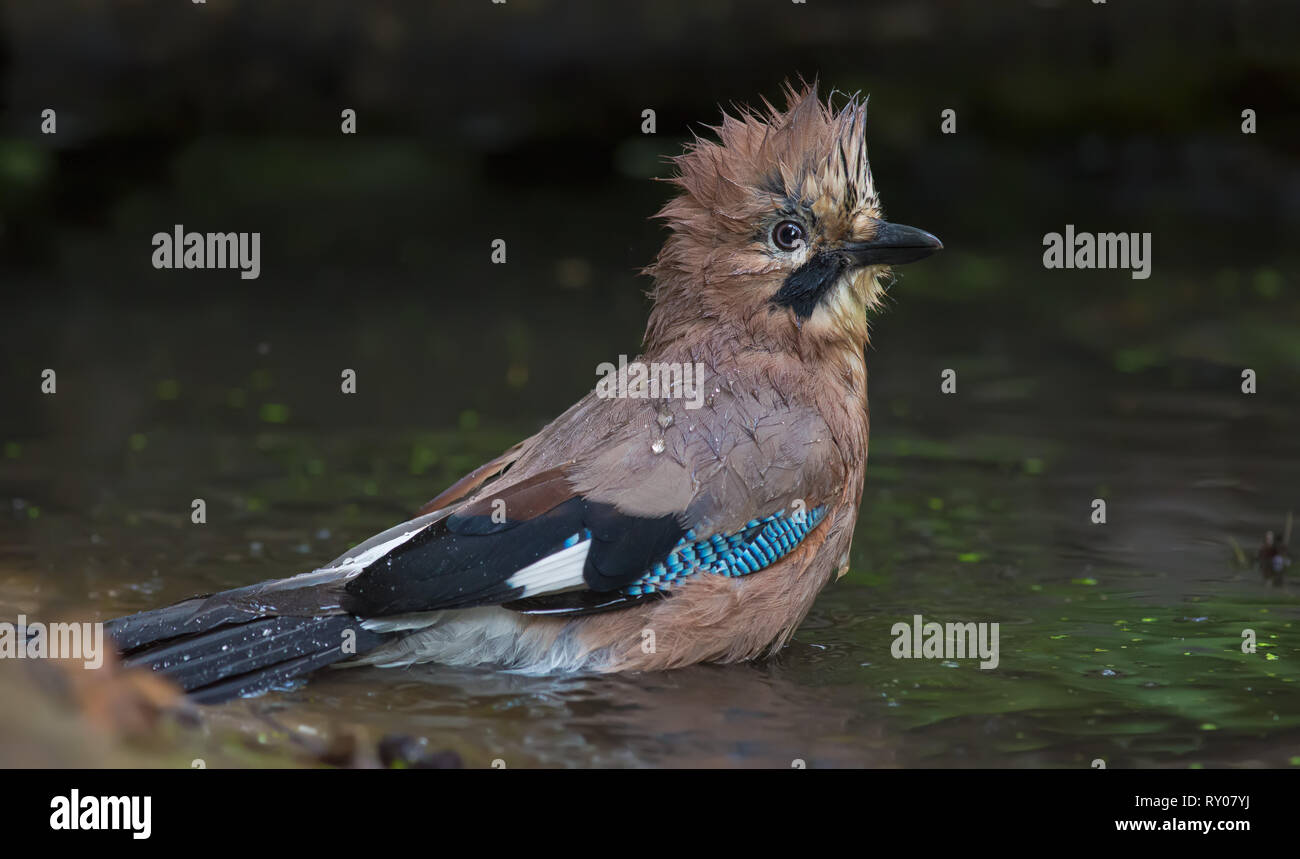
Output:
[
  {"xmin": 108, "ymin": 83, "xmax": 941, "ymax": 700},
  {"xmin": 375, "ymin": 83, "xmax": 921, "ymax": 673}
]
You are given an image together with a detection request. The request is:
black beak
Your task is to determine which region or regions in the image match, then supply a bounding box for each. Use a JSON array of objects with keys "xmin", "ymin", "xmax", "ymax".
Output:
[{"xmin": 840, "ymin": 222, "xmax": 943, "ymax": 267}]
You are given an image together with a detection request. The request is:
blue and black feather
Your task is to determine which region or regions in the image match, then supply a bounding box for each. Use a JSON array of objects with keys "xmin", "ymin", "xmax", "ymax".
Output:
[{"xmin": 505, "ymin": 505, "xmax": 827, "ymax": 616}]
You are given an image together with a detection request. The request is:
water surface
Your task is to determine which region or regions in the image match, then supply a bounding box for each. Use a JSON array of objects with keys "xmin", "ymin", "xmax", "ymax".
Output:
[{"xmin": 3, "ymin": 267, "xmax": 1296, "ymax": 767}]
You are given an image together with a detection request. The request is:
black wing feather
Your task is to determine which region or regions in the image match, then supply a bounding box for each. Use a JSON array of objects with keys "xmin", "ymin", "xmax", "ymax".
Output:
[{"xmin": 342, "ymin": 496, "xmax": 685, "ymax": 616}]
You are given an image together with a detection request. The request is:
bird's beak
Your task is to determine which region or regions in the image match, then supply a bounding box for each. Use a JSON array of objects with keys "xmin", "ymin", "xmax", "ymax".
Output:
[{"xmin": 840, "ymin": 222, "xmax": 943, "ymax": 267}]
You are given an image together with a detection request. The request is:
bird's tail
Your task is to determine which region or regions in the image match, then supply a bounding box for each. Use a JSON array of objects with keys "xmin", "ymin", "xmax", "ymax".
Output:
[{"xmin": 107, "ymin": 583, "xmax": 393, "ymax": 704}]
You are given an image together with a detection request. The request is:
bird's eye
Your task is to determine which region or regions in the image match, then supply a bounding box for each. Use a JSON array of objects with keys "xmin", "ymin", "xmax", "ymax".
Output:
[{"xmin": 772, "ymin": 220, "xmax": 806, "ymax": 252}]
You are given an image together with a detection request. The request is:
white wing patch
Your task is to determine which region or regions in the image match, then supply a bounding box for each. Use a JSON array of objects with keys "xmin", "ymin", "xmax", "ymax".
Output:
[
  {"xmin": 504, "ymin": 536, "xmax": 591, "ymax": 596},
  {"xmin": 347, "ymin": 536, "xmax": 601, "ymax": 673}
]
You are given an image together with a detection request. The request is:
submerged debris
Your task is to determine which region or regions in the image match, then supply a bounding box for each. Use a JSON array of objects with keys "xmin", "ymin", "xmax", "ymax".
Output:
[
  {"xmin": 1229, "ymin": 512, "xmax": 1293, "ymax": 588},
  {"xmin": 1258, "ymin": 528, "xmax": 1291, "ymax": 587},
  {"xmin": 23, "ymin": 643, "xmax": 194, "ymax": 739},
  {"xmin": 377, "ymin": 734, "xmax": 463, "ymax": 769}
]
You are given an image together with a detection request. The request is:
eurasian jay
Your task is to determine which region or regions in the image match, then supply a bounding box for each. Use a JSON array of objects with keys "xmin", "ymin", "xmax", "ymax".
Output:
[{"xmin": 108, "ymin": 83, "xmax": 942, "ymax": 702}]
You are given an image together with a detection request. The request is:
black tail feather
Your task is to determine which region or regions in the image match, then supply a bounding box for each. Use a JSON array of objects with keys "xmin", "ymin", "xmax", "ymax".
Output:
[
  {"xmin": 105, "ymin": 597, "xmax": 215, "ymax": 651},
  {"xmin": 109, "ymin": 601, "xmax": 392, "ymax": 702},
  {"xmin": 185, "ymin": 646, "xmax": 371, "ymax": 704}
]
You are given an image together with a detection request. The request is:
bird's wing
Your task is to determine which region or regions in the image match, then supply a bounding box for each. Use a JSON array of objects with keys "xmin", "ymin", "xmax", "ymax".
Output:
[
  {"xmin": 341, "ymin": 378, "xmax": 848, "ymax": 619},
  {"xmin": 341, "ymin": 463, "xmax": 685, "ymax": 615},
  {"xmin": 413, "ymin": 440, "xmax": 524, "ymax": 517}
]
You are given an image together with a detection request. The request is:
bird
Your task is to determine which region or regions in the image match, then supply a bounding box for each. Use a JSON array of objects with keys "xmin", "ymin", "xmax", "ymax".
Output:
[{"xmin": 106, "ymin": 82, "xmax": 943, "ymax": 702}]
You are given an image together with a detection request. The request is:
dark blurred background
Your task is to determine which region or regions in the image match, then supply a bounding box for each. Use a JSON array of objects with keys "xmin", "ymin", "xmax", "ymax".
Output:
[
  {"xmin": 3, "ymin": 0, "xmax": 1298, "ymax": 427},
  {"xmin": 1, "ymin": 0, "xmax": 1299, "ymax": 769}
]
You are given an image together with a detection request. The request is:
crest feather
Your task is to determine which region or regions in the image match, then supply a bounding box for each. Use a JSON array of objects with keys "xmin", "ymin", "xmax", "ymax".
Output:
[{"xmin": 662, "ymin": 81, "xmax": 878, "ymax": 226}]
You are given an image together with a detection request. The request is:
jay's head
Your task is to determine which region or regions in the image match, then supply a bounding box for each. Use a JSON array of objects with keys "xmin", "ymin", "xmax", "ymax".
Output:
[{"xmin": 645, "ymin": 82, "xmax": 941, "ymax": 356}]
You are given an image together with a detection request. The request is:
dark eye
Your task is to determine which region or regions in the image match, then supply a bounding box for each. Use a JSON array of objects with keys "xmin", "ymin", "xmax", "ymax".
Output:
[{"xmin": 772, "ymin": 220, "xmax": 806, "ymax": 252}]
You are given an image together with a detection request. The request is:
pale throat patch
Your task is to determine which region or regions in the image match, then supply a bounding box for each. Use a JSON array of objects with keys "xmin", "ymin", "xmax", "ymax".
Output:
[{"xmin": 802, "ymin": 269, "xmax": 877, "ymax": 341}]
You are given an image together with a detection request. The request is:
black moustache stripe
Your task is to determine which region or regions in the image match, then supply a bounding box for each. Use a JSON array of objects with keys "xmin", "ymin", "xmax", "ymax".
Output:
[{"xmin": 770, "ymin": 251, "xmax": 847, "ymax": 321}]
